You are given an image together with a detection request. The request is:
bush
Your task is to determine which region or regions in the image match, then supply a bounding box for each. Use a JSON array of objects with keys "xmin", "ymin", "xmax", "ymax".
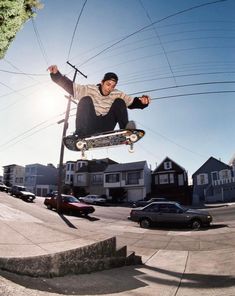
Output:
[{"xmin": 0, "ymin": 0, "xmax": 43, "ymax": 59}]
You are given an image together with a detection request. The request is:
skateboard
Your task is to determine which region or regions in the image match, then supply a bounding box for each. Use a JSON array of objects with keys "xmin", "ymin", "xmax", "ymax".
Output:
[{"xmin": 63, "ymin": 129, "xmax": 145, "ymax": 157}]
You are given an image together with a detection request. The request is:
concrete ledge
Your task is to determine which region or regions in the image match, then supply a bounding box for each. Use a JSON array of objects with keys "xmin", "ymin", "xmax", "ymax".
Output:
[{"xmin": 0, "ymin": 236, "xmax": 142, "ymax": 277}]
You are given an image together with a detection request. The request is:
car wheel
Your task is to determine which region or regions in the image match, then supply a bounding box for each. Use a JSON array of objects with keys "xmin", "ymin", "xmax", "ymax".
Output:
[
  {"xmin": 47, "ymin": 204, "xmax": 53, "ymax": 210},
  {"xmin": 191, "ymin": 219, "xmax": 202, "ymax": 230},
  {"xmin": 140, "ymin": 218, "xmax": 151, "ymax": 229}
]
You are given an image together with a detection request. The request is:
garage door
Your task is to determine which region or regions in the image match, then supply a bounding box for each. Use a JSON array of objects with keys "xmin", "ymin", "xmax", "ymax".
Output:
[{"xmin": 128, "ymin": 188, "xmax": 143, "ymax": 202}]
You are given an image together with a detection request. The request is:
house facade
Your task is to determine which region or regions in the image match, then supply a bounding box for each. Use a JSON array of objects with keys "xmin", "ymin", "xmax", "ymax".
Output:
[
  {"xmin": 104, "ymin": 161, "xmax": 151, "ymax": 202},
  {"xmin": 3, "ymin": 164, "xmax": 25, "ymax": 187},
  {"xmin": 24, "ymin": 163, "xmax": 58, "ymax": 196},
  {"xmin": 192, "ymin": 156, "xmax": 235, "ymax": 204},
  {"xmin": 66, "ymin": 158, "xmax": 117, "ymax": 197},
  {"xmin": 152, "ymin": 157, "xmax": 191, "ymax": 204}
]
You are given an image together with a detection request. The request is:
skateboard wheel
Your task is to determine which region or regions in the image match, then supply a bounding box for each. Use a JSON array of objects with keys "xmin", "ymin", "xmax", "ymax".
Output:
[
  {"xmin": 129, "ymin": 134, "xmax": 138, "ymax": 143},
  {"xmin": 76, "ymin": 141, "xmax": 86, "ymax": 150}
]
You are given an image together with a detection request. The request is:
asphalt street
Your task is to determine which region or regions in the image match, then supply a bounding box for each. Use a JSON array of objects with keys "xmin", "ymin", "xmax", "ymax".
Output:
[{"xmin": 0, "ymin": 192, "xmax": 235, "ymax": 296}]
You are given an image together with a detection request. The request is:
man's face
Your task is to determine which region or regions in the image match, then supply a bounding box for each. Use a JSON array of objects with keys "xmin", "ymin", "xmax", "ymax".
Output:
[{"xmin": 101, "ymin": 79, "xmax": 117, "ymax": 96}]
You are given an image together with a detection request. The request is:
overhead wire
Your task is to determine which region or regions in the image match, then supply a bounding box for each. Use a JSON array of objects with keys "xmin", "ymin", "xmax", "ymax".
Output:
[
  {"xmin": 77, "ymin": 0, "xmax": 228, "ymax": 67},
  {"xmin": 138, "ymin": 0, "xmax": 177, "ymax": 86},
  {"xmin": 0, "ymin": 0, "xmax": 233, "ymax": 155},
  {"xmin": 67, "ymin": 0, "xmax": 88, "ymax": 61},
  {"xmin": 31, "ymin": 18, "xmax": 50, "ymax": 66}
]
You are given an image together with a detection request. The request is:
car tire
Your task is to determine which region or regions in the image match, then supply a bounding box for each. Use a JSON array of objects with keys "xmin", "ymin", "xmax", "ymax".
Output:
[
  {"xmin": 46, "ymin": 204, "xmax": 53, "ymax": 210},
  {"xmin": 191, "ymin": 219, "xmax": 202, "ymax": 230},
  {"xmin": 140, "ymin": 218, "xmax": 151, "ymax": 229}
]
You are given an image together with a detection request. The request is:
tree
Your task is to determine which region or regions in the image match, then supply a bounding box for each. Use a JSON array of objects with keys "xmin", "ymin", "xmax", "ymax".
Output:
[{"xmin": 0, "ymin": 0, "xmax": 43, "ymax": 59}]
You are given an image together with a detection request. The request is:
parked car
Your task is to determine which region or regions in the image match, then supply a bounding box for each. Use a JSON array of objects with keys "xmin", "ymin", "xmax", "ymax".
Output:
[
  {"xmin": 79, "ymin": 194, "xmax": 107, "ymax": 205},
  {"xmin": 132, "ymin": 197, "xmax": 168, "ymax": 208},
  {"xmin": 44, "ymin": 194, "xmax": 95, "ymax": 216},
  {"xmin": 46, "ymin": 191, "xmax": 58, "ymax": 197},
  {"xmin": 128, "ymin": 201, "xmax": 213, "ymax": 230},
  {"xmin": 10, "ymin": 185, "xmax": 36, "ymax": 202},
  {"xmin": 0, "ymin": 182, "xmax": 9, "ymax": 192}
]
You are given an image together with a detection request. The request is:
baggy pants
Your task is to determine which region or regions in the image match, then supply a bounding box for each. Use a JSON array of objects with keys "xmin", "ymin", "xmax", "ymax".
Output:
[{"xmin": 75, "ymin": 96, "xmax": 129, "ymax": 137}]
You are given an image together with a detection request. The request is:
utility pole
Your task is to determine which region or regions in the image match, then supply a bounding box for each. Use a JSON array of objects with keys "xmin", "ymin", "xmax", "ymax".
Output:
[{"xmin": 57, "ymin": 62, "xmax": 87, "ymax": 212}]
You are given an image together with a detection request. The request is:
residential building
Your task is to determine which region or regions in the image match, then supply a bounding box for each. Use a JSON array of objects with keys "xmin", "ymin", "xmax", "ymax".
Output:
[
  {"xmin": 152, "ymin": 157, "xmax": 191, "ymax": 205},
  {"xmin": 66, "ymin": 158, "xmax": 117, "ymax": 197},
  {"xmin": 104, "ymin": 161, "xmax": 151, "ymax": 202},
  {"xmin": 3, "ymin": 164, "xmax": 25, "ymax": 187},
  {"xmin": 192, "ymin": 156, "xmax": 235, "ymax": 204},
  {"xmin": 25, "ymin": 163, "xmax": 58, "ymax": 196}
]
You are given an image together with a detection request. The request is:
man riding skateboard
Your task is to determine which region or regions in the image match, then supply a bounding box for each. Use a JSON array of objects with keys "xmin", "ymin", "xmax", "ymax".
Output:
[{"xmin": 48, "ymin": 65, "xmax": 150, "ymax": 138}]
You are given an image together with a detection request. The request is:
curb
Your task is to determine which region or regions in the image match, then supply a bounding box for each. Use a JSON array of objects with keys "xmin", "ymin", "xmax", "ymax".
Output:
[{"xmin": 0, "ymin": 237, "xmax": 142, "ymax": 278}]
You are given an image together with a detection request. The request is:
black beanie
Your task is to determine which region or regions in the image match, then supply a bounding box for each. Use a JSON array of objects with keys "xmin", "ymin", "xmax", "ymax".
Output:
[{"xmin": 103, "ymin": 72, "xmax": 118, "ymax": 83}]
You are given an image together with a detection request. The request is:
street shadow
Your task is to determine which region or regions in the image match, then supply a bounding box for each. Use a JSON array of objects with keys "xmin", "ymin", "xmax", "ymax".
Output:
[
  {"xmin": 142, "ymin": 265, "xmax": 235, "ymax": 289},
  {"xmin": 1, "ymin": 263, "xmax": 234, "ymax": 294},
  {"xmin": 0, "ymin": 266, "xmax": 147, "ymax": 295},
  {"xmin": 84, "ymin": 215, "xmax": 100, "ymax": 222},
  {"xmin": 148, "ymin": 223, "xmax": 228, "ymax": 232},
  {"xmin": 58, "ymin": 214, "xmax": 77, "ymax": 229}
]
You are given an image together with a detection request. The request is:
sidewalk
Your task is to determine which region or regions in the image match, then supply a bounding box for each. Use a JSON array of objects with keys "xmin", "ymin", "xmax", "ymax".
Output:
[{"xmin": 0, "ymin": 197, "xmax": 235, "ymax": 295}]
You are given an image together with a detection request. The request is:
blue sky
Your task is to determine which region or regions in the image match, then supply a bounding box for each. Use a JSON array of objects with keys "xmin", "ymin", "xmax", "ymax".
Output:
[{"xmin": 0, "ymin": 0, "xmax": 234, "ymax": 181}]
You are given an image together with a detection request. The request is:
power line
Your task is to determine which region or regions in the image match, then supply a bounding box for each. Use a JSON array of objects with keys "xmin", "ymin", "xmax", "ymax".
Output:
[
  {"xmin": 128, "ymin": 81, "xmax": 235, "ymax": 96},
  {"xmin": 121, "ymin": 70, "xmax": 235, "ymax": 87},
  {"xmin": 137, "ymin": 122, "xmax": 206, "ymax": 158},
  {"xmin": 78, "ymin": 0, "xmax": 228, "ymax": 67},
  {"xmin": 67, "ymin": 0, "xmax": 88, "ymax": 61},
  {"xmin": 138, "ymin": 0, "xmax": 177, "ymax": 86},
  {"xmin": 151, "ymin": 90, "xmax": 235, "ymax": 101},
  {"xmin": 0, "ymin": 112, "xmax": 66, "ymax": 151},
  {"xmin": 0, "ymin": 69, "xmax": 47, "ymax": 76},
  {"xmin": 31, "ymin": 18, "xmax": 50, "ymax": 66}
]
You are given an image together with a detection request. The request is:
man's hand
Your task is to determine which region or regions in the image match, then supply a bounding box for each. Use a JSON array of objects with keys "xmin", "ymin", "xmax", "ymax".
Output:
[
  {"xmin": 47, "ymin": 65, "xmax": 59, "ymax": 74},
  {"xmin": 140, "ymin": 95, "xmax": 150, "ymax": 105}
]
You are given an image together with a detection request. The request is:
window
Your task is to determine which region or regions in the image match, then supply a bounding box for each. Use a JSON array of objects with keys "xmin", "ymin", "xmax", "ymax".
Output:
[
  {"xmin": 219, "ymin": 169, "xmax": 231, "ymax": 180},
  {"xmin": 127, "ymin": 171, "xmax": 140, "ymax": 185},
  {"xmin": 154, "ymin": 175, "xmax": 158, "ymax": 185},
  {"xmin": 197, "ymin": 173, "xmax": 208, "ymax": 185},
  {"xmin": 164, "ymin": 161, "xmax": 172, "ymax": 170},
  {"xmin": 105, "ymin": 174, "xmax": 120, "ymax": 183},
  {"xmin": 92, "ymin": 174, "xmax": 103, "ymax": 185},
  {"xmin": 169, "ymin": 174, "xmax": 174, "ymax": 184},
  {"xmin": 144, "ymin": 204, "xmax": 159, "ymax": 212},
  {"xmin": 211, "ymin": 171, "xmax": 218, "ymax": 181},
  {"xmin": 178, "ymin": 174, "xmax": 184, "ymax": 186},
  {"xmin": 77, "ymin": 174, "xmax": 84, "ymax": 182},
  {"xmin": 159, "ymin": 174, "xmax": 169, "ymax": 184}
]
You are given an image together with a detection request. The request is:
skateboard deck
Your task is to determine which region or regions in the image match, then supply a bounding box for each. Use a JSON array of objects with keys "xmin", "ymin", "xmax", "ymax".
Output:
[{"xmin": 63, "ymin": 129, "xmax": 145, "ymax": 153}]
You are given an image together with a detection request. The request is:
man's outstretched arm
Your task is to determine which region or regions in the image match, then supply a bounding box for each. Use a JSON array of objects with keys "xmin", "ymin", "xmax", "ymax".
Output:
[
  {"xmin": 48, "ymin": 65, "xmax": 74, "ymax": 96},
  {"xmin": 128, "ymin": 95, "xmax": 150, "ymax": 109}
]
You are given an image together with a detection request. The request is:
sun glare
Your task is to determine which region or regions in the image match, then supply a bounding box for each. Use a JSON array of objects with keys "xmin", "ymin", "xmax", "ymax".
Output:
[{"xmin": 35, "ymin": 85, "xmax": 67, "ymax": 117}]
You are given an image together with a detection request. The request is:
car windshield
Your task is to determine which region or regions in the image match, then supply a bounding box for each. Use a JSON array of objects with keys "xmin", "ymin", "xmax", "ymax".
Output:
[
  {"xmin": 63, "ymin": 196, "xmax": 79, "ymax": 203},
  {"xmin": 18, "ymin": 187, "xmax": 26, "ymax": 191}
]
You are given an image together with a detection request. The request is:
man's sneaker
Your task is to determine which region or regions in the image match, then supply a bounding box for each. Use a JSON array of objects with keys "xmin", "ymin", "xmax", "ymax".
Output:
[{"xmin": 125, "ymin": 120, "xmax": 136, "ymax": 130}]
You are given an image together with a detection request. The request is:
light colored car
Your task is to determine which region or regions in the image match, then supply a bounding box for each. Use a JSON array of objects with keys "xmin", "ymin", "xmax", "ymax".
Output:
[{"xmin": 80, "ymin": 194, "xmax": 106, "ymax": 205}]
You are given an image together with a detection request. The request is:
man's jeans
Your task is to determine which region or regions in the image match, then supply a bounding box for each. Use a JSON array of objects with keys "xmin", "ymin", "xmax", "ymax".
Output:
[{"xmin": 75, "ymin": 96, "xmax": 129, "ymax": 137}]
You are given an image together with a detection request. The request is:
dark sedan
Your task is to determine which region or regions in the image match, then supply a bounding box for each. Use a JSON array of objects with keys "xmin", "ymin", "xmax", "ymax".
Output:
[
  {"xmin": 0, "ymin": 183, "xmax": 9, "ymax": 192},
  {"xmin": 129, "ymin": 201, "xmax": 213, "ymax": 230},
  {"xmin": 44, "ymin": 194, "xmax": 95, "ymax": 216}
]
